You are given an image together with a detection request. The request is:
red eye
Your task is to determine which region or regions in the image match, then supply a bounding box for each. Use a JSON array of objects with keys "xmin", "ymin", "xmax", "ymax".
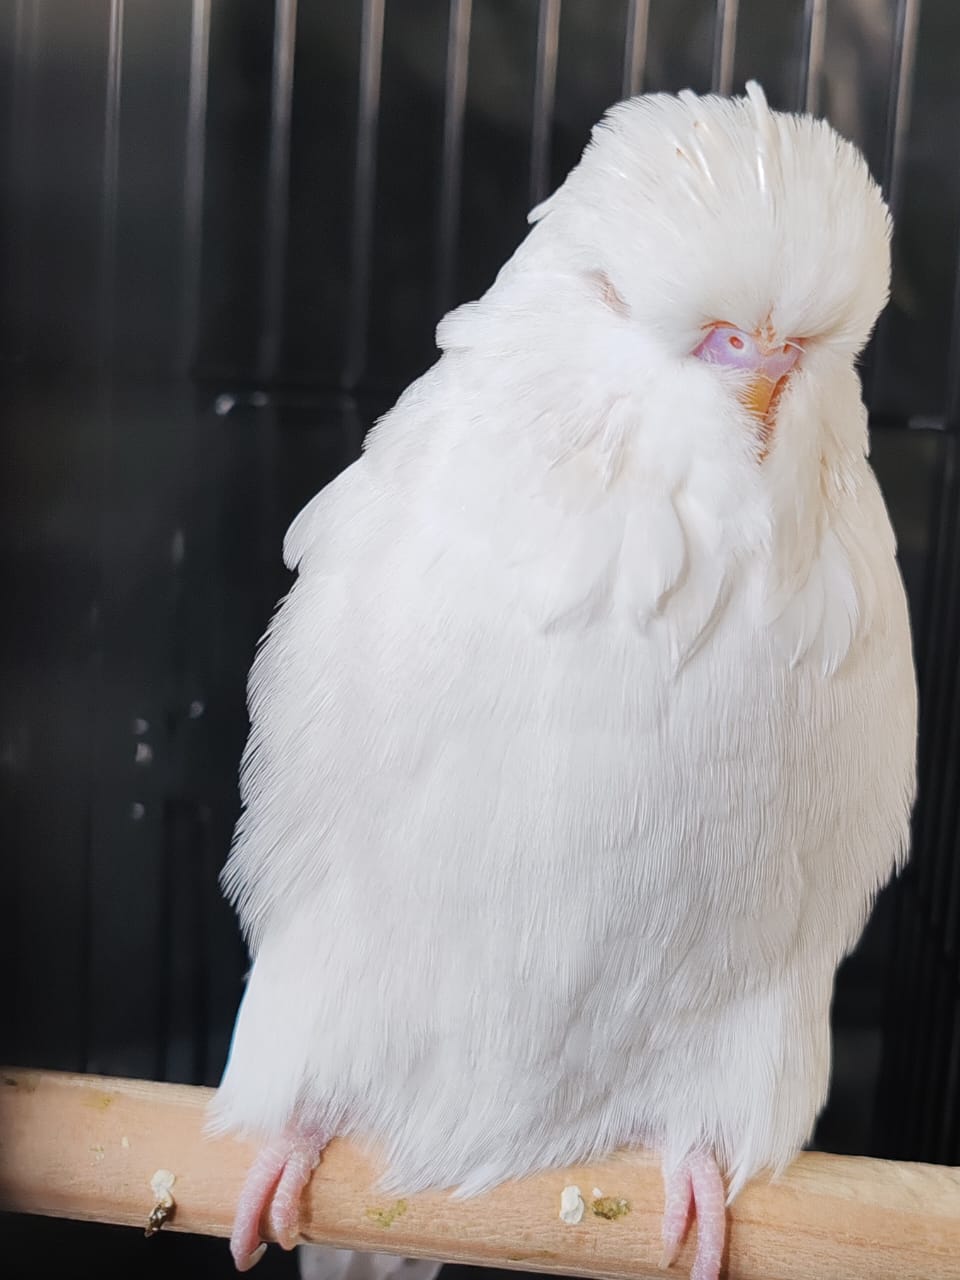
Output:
[{"xmin": 728, "ymin": 334, "xmax": 744, "ymax": 350}]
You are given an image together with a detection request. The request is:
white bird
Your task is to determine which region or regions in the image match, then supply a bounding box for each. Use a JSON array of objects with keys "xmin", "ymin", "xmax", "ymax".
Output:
[{"xmin": 209, "ymin": 82, "xmax": 917, "ymax": 1280}]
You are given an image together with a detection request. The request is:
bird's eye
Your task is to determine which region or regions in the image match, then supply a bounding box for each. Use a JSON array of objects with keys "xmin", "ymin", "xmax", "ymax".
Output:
[{"xmin": 691, "ymin": 323, "xmax": 758, "ymax": 369}]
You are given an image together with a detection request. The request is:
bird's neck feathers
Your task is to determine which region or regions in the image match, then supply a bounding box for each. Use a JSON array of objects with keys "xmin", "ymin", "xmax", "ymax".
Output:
[
  {"xmin": 426, "ymin": 267, "xmax": 880, "ymax": 672},
  {"xmin": 436, "ymin": 260, "xmax": 869, "ymax": 545}
]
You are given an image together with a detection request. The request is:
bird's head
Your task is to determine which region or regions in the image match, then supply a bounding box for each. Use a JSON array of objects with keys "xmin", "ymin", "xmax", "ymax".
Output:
[{"xmin": 439, "ymin": 83, "xmax": 890, "ymax": 478}]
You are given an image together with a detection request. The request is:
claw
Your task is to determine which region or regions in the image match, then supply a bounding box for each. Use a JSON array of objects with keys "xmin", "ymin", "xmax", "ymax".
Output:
[{"xmin": 235, "ymin": 1243, "xmax": 268, "ymax": 1273}]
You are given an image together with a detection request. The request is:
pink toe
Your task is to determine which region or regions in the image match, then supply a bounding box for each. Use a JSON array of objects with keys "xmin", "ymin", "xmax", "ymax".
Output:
[
  {"xmin": 269, "ymin": 1143, "xmax": 323, "ymax": 1250},
  {"xmin": 230, "ymin": 1131, "xmax": 330, "ymax": 1266},
  {"xmin": 660, "ymin": 1164, "xmax": 692, "ymax": 1268},
  {"xmin": 688, "ymin": 1153, "xmax": 727, "ymax": 1280},
  {"xmin": 230, "ymin": 1142, "xmax": 288, "ymax": 1270}
]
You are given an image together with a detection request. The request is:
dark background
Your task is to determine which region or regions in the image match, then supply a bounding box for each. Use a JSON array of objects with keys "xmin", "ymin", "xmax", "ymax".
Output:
[{"xmin": 2, "ymin": 1, "xmax": 959, "ymax": 1275}]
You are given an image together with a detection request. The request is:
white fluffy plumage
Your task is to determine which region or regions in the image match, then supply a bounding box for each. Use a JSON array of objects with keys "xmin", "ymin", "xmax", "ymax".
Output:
[{"xmin": 211, "ymin": 84, "xmax": 917, "ymax": 1214}]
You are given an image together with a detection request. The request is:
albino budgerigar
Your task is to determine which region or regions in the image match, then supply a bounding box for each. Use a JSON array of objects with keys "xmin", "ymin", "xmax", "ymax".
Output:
[{"xmin": 209, "ymin": 83, "xmax": 918, "ymax": 1280}]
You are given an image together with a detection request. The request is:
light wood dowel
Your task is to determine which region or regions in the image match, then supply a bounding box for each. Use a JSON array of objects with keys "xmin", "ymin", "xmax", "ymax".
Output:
[{"xmin": 1, "ymin": 1069, "xmax": 958, "ymax": 1278}]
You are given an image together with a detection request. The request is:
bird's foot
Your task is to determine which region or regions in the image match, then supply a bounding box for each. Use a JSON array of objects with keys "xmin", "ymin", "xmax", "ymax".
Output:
[
  {"xmin": 659, "ymin": 1150, "xmax": 726, "ymax": 1280},
  {"xmin": 231, "ymin": 1129, "xmax": 329, "ymax": 1272}
]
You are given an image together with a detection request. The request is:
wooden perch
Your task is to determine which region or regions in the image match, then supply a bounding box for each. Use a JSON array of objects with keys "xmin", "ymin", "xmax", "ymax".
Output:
[{"xmin": 1, "ymin": 1069, "xmax": 958, "ymax": 1279}]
